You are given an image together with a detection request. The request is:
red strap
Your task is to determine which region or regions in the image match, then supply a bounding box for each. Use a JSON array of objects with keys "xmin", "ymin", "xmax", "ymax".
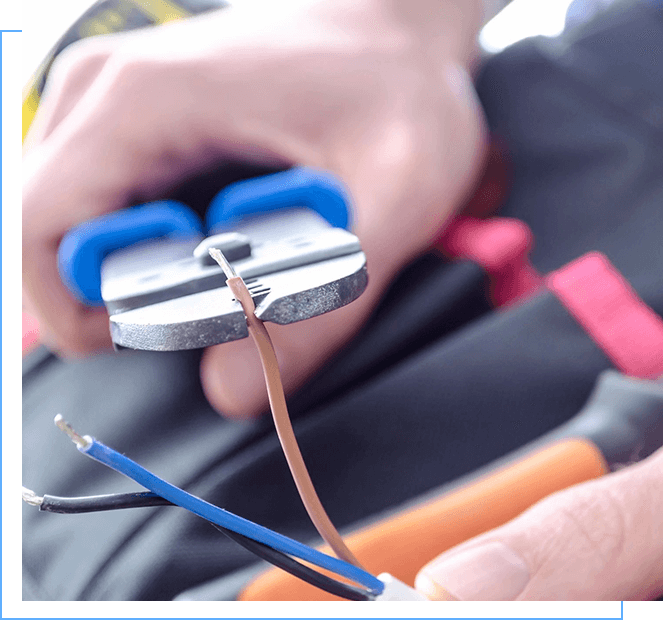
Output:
[
  {"xmin": 547, "ymin": 252, "xmax": 663, "ymax": 378},
  {"xmin": 433, "ymin": 136, "xmax": 536, "ymax": 308},
  {"xmin": 437, "ymin": 217, "xmax": 544, "ymax": 308}
]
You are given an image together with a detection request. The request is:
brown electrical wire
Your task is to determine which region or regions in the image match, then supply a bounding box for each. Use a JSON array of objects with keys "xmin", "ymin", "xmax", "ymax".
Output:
[{"xmin": 209, "ymin": 248, "xmax": 363, "ymax": 569}]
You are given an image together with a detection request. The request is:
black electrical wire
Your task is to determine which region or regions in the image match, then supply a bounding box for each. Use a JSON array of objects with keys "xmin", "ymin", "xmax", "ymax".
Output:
[
  {"xmin": 208, "ymin": 523, "xmax": 372, "ymax": 601},
  {"xmin": 31, "ymin": 490, "xmax": 373, "ymax": 601},
  {"xmin": 37, "ymin": 491, "xmax": 170, "ymax": 513}
]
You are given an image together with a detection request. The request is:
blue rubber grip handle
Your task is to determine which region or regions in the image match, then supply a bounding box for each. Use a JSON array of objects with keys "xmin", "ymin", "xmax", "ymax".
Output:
[
  {"xmin": 57, "ymin": 201, "xmax": 203, "ymax": 305},
  {"xmin": 58, "ymin": 168, "xmax": 350, "ymax": 306},
  {"xmin": 206, "ymin": 167, "xmax": 351, "ymax": 232}
]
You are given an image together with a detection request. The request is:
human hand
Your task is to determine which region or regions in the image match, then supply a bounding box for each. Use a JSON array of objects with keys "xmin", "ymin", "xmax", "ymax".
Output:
[
  {"xmin": 415, "ymin": 446, "xmax": 663, "ymax": 600},
  {"xmin": 23, "ymin": 0, "xmax": 487, "ymax": 417}
]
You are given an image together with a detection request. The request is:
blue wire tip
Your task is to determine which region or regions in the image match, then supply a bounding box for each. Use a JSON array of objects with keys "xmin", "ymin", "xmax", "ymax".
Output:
[{"xmin": 54, "ymin": 414, "xmax": 92, "ymax": 449}]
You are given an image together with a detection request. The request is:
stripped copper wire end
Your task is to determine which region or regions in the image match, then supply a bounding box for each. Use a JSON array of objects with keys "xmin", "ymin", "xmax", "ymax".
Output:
[
  {"xmin": 54, "ymin": 414, "xmax": 92, "ymax": 449},
  {"xmin": 22, "ymin": 487, "xmax": 43, "ymax": 507},
  {"xmin": 209, "ymin": 247, "xmax": 238, "ymax": 281}
]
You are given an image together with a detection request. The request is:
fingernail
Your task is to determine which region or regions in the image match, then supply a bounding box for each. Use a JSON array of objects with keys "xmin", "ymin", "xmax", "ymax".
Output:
[
  {"xmin": 417, "ymin": 542, "xmax": 530, "ymax": 601},
  {"xmin": 414, "ymin": 575, "xmax": 458, "ymax": 600}
]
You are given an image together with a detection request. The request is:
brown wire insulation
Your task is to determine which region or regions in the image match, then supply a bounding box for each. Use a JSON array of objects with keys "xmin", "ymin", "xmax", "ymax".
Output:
[{"xmin": 226, "ymin": 275, "xmax": 364, "ymax": 569}]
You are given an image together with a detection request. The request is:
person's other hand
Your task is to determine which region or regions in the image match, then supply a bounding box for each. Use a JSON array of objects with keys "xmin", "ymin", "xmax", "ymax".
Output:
[
  {"xmin": 23, "ymin": 0, "xmax": 487, "ymax": 417},
  {"xmin": 416, "ymin": 447, "xmax": 663, "ymax": 600}
]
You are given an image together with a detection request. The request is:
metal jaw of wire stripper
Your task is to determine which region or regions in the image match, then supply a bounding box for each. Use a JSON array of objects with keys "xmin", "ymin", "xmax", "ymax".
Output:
[{"xmin": 101, "ymin": 208, "xmax": 368, "ymax": 351}]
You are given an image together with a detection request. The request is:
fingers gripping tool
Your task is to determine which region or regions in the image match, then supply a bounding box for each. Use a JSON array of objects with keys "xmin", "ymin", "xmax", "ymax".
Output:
[{"xmin": 57, "ymin": 168, "xmax": 368, "ymax": 351}]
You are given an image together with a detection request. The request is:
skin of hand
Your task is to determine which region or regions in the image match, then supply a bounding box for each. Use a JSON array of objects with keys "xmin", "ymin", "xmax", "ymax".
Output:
[
  {"xmin": 416, "ymin": 446, "xmax": 663, "ymax": 601},
  {"xmin": 22, "ymin": 0, "xmax": 487, "ymax": 418}
]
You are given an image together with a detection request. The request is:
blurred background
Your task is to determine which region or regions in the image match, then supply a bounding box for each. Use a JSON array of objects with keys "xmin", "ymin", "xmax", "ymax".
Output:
[{"xmin": 23, "ymin": 0, "xmax": 619, "ymax": 84}]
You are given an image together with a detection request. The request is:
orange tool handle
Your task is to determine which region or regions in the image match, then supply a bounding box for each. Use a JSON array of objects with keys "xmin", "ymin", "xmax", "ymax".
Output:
[{"xmin": 239, "ymin": 438, "xmax": 608, "ymax": 601}]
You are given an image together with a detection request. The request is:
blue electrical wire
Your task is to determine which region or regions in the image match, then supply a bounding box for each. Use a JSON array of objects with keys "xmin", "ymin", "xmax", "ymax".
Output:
[{"xmin": 63, "ymin": 425, "xmax": 384, "ymax": 596}]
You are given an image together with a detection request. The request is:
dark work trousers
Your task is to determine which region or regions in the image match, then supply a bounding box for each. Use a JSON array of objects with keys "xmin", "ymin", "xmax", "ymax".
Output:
[{"xmin": 22, "ymin": 0, "xmax": 663, "ymax": 601}]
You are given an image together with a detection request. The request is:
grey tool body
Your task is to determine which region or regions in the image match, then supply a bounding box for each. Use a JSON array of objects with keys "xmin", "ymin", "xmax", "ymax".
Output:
[
  {"xmin": 557, "ymin": 371, "xmax": 663, "ymax": 466},
  {"xmin": 101, "ymin": 209, "xmax": 368, "ymax": 351}
]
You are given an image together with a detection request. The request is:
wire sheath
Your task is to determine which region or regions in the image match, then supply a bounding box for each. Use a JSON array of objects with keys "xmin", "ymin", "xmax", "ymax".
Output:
[
  {"xmin": 76, "ymin": 438, "xmax": 384, "ymax": 595},
  {"xmin": 226, "ymin": 274, "xmax": 364, "ymax": 569}
]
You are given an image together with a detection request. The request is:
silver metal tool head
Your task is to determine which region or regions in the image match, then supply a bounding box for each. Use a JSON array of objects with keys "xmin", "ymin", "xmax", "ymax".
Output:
[{"xmin": 101, "ymin": 208, "xmax": 368, "ymax": 351}]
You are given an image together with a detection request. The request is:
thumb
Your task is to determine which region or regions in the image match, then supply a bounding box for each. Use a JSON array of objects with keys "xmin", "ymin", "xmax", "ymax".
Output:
[{"xmin": 415, "ymin": 446, "xmax": 663, "ymax": 601}]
